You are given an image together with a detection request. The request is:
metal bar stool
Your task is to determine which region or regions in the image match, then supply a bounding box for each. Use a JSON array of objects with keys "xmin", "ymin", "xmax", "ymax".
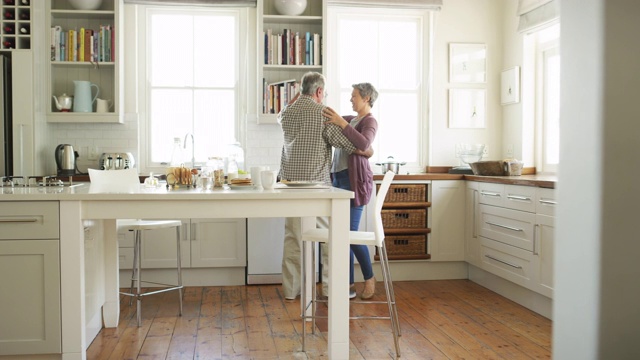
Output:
[
  {"xmin": 300, "ymin": 170, "xmax": 401, "ymax": 357},
  {"xmin": 118, "ymin": 219, "xmax": 184, "ymax": 327}
]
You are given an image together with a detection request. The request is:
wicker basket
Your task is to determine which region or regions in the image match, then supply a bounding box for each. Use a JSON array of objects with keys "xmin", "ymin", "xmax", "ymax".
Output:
[
  {"xmin": 381, "ymin": 209, "xmax": 427, "ymax": 228},
  {"xmin": 384, "ymin": 234, "xmax": 426, "ymax": 256},
  {"xmin": 377, "ymin": 184, "xmax": 427, "ymax": 203}
]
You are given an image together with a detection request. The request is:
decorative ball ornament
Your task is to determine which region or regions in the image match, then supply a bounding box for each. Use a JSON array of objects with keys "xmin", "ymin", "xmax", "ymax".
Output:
[
  {"xmin": 68, "ymin": 0, "xmax": 103, "ymax": 10},
  {"xmin": 274, "ymin": 0, "xmax": 308, "ymax": 16}
]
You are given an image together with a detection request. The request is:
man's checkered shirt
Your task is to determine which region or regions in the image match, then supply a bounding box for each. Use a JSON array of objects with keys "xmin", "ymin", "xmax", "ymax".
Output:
[{"xmin": 278, "ymin": 95, "xmax": 356, "ymax": 185}]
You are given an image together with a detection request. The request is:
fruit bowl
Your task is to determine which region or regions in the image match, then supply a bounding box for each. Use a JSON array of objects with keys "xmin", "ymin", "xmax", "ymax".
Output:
[
  {"xmin": 458, "ymin": 144, "xmax": 485, "ymax": 166},
  {"xmin": 470, "ymin": 161, "xmax": 505, "ymax": 176}
]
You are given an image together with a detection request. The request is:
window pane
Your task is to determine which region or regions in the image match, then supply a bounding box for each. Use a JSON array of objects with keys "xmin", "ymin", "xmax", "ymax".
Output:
[
  {"xmin": 544, "ymin": 50, "xmax": 560, "ymax": 165},
  {"xmin": 150, "ymin": 14, "xmax": 194, "ymax": 87},
  {"xmin": 149, "ymin": 89, "xmax": 193, "ymax": 163},
  {"xmin": 379, "ymin": 20, "xmax": 419, "ymax": 89},
  {"xmin": 194, "ymin": 89, "xmax": 236, "ymax": 158},
  {"xmin": 193, "ymin": 15, "xmax": 236, "ymax": 87},
  {"xmin": 377, "ymin": 93, "xmax": 419, "ymax": 162},
  {"xmin": 338, "ymin": 18, "xmax": 378, "ymax": 86}
]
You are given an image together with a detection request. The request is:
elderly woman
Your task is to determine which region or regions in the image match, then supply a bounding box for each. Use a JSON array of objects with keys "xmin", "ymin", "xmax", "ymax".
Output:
[{"xmin": 322, "ymin": 82, "xmax": 379, "ymax": 299}]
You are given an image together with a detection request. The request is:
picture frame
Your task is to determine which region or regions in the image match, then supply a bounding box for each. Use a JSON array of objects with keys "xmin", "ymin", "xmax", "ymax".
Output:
[
  {"xmin": 501, "ymin": 66, "xmax": 521, "ymax": 105},
  {"xmin": 449, "ymin": 88, "xmax": 486, "ymax": 129},
  {"xmin": 449, "ymin": 43, "xmax": 487, "ymax": 83}
]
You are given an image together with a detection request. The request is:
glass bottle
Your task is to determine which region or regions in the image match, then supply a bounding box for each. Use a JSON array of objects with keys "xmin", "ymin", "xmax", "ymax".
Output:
[{"xmin": 169, "ymin": 137, "xmax": 184, "ymax": 167}]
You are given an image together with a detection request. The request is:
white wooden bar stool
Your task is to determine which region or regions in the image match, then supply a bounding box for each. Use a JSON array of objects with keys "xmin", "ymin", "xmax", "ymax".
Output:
[
  {"xmin": 88, "ymin": 168, "xmax": 184, "ymax": 326},
  {"xmin": 300, "ymin": 170, "xmax": 401, "ymax": 357}
]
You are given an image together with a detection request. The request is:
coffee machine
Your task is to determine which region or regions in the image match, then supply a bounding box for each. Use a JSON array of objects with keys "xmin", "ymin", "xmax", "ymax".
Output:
[{"xmin": 55, "ymin": 144, "xmax": 77, "ymax": 176}]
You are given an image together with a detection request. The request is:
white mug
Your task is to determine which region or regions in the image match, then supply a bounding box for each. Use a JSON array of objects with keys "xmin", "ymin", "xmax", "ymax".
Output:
[
  {"xmin": 260, "ymin": 170, "xmax": 278, "ymax": 190},
  {"xmin": 250, "ymin": 166, "xmax": 268, "ymax": 187},
  {"xmin": 96, "ymin": 98, "xmax": 113, "ymax": 113}
]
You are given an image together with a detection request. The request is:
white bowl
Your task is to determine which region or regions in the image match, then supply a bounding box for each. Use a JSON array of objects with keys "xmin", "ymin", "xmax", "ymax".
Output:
[
  {"xmin": 68, "ymin": 0, "xmax": 103, "ymax": 10},
  {"xmin": 274, "ymin": 0, "xmax": 307, "ymax": 16}
]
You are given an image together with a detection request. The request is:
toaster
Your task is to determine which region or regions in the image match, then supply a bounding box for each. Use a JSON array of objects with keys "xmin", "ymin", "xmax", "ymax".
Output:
[{"xmin": 99, "ymin": 152, "xmax": 135, "ymax": 170}]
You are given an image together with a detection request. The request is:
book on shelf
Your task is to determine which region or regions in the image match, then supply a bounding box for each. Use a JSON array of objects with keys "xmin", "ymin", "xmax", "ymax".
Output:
[
  {"xmin": 50, "ymin": 25, "xmax": 114, "ymax": 63},
  {"xmin": 263, "ymin": 78, "xmax": 299, "ymax": 114},
  {"xmin": 263, "ymin": 29, "xmax": 322, "ymax": 66}
]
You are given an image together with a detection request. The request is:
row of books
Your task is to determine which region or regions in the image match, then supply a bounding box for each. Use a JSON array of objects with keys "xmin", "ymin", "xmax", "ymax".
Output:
[
  {"xmin": 263, "ymin": 78, "xmax": 299, "ymax": 114},
  {"xmin": 50, "ymin": 25, "xmax": 114, "ymax": 63},
  {"xmin": 263, "ymin": 29, "xmax": 321, "ymax": 66}
]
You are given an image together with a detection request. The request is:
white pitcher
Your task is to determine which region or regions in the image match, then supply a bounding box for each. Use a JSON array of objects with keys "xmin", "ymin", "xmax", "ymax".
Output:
[
  {"xmin": 96, "ymin": 98, "xmax": 113, "ymax": 113},
  {"xmin": 73, "ymin": 80, "xmax": 99, "ymax": 113}
]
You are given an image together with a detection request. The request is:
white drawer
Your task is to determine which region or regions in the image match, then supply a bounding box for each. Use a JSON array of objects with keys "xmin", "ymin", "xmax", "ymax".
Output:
[
  {"xmin": 478, "ymin": 182, "xmax": 504, "ymax": 207},
  {"xmin": 480, "ymin": 237, "xmax": 534, "ymax": 289},
  {"xmin": 0, "ymin": 202, "xmax": 59, "ymax": 240},
  {"xmin": 479, "ymin": 204, "xmax": 535, "ymax": 251},
  {"xmin": 504, "ymin": 185, "xmax": 536, "ymax": 213},
  {"xmin": 536, "ymin": 188, "xmax": 557, "ymax": 216}
]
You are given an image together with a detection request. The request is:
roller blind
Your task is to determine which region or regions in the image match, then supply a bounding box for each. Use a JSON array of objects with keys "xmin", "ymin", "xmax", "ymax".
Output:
[
  {"xmin": 326, "ymin": 0, "xmax": 442, "ymax": 10},
  {"xmin": 123, "ymin": 0, "xmax": 256, "ymax": 6},
  {"xmin": 517, "ymin": 0, "xmax": 558, "ymax": 33}
]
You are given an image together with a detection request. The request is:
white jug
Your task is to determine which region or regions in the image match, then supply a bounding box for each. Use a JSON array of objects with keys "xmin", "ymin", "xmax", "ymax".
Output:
[
  {"xmin": 96, "ymin": 98, "xmax": 113, "ymax": 113},
  {"xmin": 73, "ymin": 80, "xmax": 99, "ymax": 113}
]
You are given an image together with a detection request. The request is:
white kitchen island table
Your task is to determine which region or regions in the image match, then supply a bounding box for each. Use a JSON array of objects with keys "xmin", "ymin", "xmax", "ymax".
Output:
[{"xmin": 0, "ymin": 184, "xmax": 353, "ymax": 360}]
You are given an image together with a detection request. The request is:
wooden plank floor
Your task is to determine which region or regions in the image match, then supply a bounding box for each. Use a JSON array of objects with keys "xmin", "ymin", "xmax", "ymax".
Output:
[{"xmin": 86, "ymin": 280, "xmax": 552, "ymax": 359}]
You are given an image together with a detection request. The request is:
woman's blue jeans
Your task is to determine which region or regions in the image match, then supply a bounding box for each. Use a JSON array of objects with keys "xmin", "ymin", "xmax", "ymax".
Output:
[{"xmin": 332, "ymin": 169, "xmax": 374, "ymax": 284}]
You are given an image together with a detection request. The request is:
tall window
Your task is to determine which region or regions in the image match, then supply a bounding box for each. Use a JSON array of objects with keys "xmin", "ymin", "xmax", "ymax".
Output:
[
  {"xmin": 530, "ymin": 24, "xmax": 560, "ymax": 173},
  {"xmin": 138, "ymin": 7, "xmax": 247, "ymax": 170},
  {"xmin": 326, "ymin": 7, "xmax": 430, "ymax": 173}
]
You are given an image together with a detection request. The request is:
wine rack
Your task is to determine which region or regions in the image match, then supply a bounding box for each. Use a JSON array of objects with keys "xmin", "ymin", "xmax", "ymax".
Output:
[{"xmin": 0, "ymin": 0, "xmax": 30, "ymax": 50}]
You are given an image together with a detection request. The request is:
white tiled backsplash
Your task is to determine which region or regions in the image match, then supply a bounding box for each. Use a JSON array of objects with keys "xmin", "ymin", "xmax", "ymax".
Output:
[{"xmin": 53, "ymin": 113, "xmax": 285, "ymax": 174}]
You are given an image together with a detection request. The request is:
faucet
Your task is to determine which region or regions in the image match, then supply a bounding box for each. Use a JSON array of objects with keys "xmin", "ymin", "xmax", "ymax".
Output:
[{"xmin": 183, "ymin": 133, "xmax": 195, "ymax": 169}]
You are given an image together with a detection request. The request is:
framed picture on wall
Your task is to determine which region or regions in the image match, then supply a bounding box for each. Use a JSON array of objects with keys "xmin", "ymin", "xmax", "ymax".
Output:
[
  {"xmin": 449, "ymin": 88, "xmax": 486, "ymax": 128},
  {"xmin": 501, "ymin": 66, "xmax": 521, "ymax": 105},
  {"xmin": 449, "ymin": 43, "xmax": 487, "ymax": 83}
]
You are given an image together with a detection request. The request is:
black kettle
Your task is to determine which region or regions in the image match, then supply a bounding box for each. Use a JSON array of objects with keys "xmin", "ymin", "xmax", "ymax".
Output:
[{"xmin": 55, "ymin": 144, "xmax": 77, "ymax": 176}]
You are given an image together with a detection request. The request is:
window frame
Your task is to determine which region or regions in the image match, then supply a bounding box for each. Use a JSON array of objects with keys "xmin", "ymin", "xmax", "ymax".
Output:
[
  {"xmin": 136, "ymin": 6, "xmax": 248, "ymax": 174},
  {"xmin": 325, "ymin": 6, "xmax": 432, "ymax": 174}
]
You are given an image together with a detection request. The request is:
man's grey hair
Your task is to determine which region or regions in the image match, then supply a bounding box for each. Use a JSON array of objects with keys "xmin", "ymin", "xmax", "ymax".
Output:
[
  {"xmin": 352, "ymin": 83, "xmax": 379, "ymax": 107},
  {"xmin": 301, "ymin": 72, "xmax": 326, "ymax": 96}
]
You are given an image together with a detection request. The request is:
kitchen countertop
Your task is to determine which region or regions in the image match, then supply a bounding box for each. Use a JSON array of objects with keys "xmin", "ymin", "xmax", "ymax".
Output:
[{"xmin": 373, "ymin": 173, "xmax": 557, "ymax": 188}]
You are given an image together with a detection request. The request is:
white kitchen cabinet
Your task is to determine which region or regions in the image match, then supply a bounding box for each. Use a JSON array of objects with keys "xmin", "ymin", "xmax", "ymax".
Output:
[
  {"xmin": 533, "ymin": 187, "xmax": 556, "ymax": 298},
  {"xmin": 45, "ymin": 0, "xmax": 123, "ymax": 123},
  {"xmin": 0, "ymin": 202, "xmax": 61, "ymax": 355},
  {"xmin": 430, "ymin": 180, "xmax": 465, "ymax": 261},
  {"xmin": 469, "ymin": 182, "xmax": 556, "ymax": 298},
  {"xmin": 465, "ymin": 181, "xmax": 481, "ymax": 267},
  {"xmin": 257, "ymin": 0, "xmax": 324, "ymax": 124},
  {"xmin": 119, "ymin": 218, "xmax": 246, "ymax": 270}
]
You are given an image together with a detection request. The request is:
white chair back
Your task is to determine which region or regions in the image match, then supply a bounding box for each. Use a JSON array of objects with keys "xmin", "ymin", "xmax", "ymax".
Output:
[
  {"xmin": 88, "ymin": 168, "xmax": 140, "ymax": 193},
  {"xmin": 373, "ymin": 170, "xmax": 395, "ymax": 247}
]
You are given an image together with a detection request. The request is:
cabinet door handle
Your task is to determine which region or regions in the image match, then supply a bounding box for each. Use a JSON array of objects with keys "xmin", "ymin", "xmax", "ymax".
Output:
[
  {"xmin": 0, "ymin": 217, "xmax": 38, "ymax": 223},
  {"xmin": 486, "ymin": 221, "xmax": 523, "ymax": 232},
  {"xmin": 539, "ymin": 199, "xmax": 557, "ymax": 205},
  {"xmin": 472, "ymin": 190, "xmax": 478, "ymax": 238},
  {"xmin": 485, "ymin": 254, "xmax": 523, "ymax": 269},
  {"xmin": 533, "ymin": 224, "xmax": 538, "ymax": 255},
  {"xmin": 480, "ymin": 191, "xmax": 501, "ymax": 197},
  {"xmin": 507, "ymin": 195, "xmax": 531, "ymax": 201}
]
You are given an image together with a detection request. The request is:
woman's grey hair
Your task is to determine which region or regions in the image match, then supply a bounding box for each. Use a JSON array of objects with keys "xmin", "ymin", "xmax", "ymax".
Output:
[
  {"xmin": 301, "ymin": 72, "xmax": 326, "ymax": 96},
  {"xmin": 352, "ymin": 83, "xmax": 378, "ymax": 107}
]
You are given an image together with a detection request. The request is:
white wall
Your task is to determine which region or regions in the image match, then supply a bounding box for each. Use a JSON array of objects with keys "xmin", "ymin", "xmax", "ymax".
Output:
[
  {"xmin": 429, "ymin": 0, "xmax": 507, "ymax": 166},
  {"xmin": 554, "ymin": 1, "xmax": 640, "ymax": 358}
]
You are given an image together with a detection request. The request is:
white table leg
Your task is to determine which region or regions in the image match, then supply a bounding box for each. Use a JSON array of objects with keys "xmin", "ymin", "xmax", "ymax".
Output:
[
  {"xmin": 327, "ymin": 198, "xmax": 351, "ymax": 359},
  {"xmin": 59, "ymin": 201, "xmax": 87, "ymax": 360},
  {"xmin": 102, "ymin": 219, "xmax": 120, "ymax": 327},
  {"xmin": 301, "ymin": 216, "xmax": 315, "ymax": 318}
]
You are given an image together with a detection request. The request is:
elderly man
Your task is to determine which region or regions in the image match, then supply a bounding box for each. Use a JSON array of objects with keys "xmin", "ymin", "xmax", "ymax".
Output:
[{"xmin": 278, "ymin": 71, "xmax": 371, "ymax": 300}]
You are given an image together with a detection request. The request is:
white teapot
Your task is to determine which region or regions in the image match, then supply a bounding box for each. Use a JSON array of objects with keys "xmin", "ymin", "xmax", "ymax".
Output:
[{"xmin": 53, "ymin": 93, "xmax": 73, "ymax": 112}]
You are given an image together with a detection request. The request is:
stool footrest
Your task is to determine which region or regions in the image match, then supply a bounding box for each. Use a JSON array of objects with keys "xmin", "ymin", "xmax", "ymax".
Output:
[{"xmin": 120, "ymin": 285, "xmax": 183, "ymax": 298}]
